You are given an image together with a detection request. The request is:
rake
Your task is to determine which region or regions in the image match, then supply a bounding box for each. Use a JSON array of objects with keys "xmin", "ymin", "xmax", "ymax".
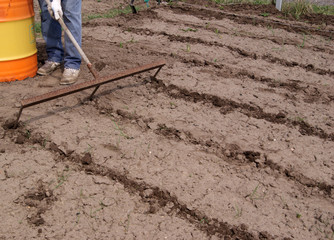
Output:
[{"xmin": 14, "ymin": 0, "xmax": 165, "ymax": 128}]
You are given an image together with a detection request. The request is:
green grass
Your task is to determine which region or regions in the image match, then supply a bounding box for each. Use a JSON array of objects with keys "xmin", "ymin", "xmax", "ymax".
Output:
[
  {"xmin": 234, "ymin": 204, "xmax": 243, "ymax": 218},
  {"xmin": 260, "ymin": 12, "xmax": 270, "ymax": 17},
  {"xmin": 84, "ymin": 143, "xmax": 93, "ymax": 153},
  {"xmin": 90, "ymin": 202, "xmax": 107, "ymax": 218},
  {"xmin": 186, "ymin": 44, "xmax": 191, "ymax": 52},
  {"xmin": 34, "ymin": 22, "xmax": 42, "ymax": 38},
  {"xmin": 87, "ymin": 6, "xmax": 134, "ymax": 20},
  {"xmin": 247, "ymin": 183, "xmax": 266, "ymax": 201},
  {"xmin": 54, "ymin": 167, "xmax": 70, "ymax": 189},
  {"xmin": 298, "ymin": 34, "xmax": 306, "ymax": 48},
  {"xmin": 25, "ymin": 129, "xmax": 31, "ymax": 139},
  {"xmin": 181, "ymin": 28, "xmax": 198, "ymax": 32},
  {"xmin": 34, "ymin": 22, "xmax": 41, "ymax": 33},
  {"xmin": 294, "ymin": 116, "xmax": 306, "ymax": 122},
  {"xmin": 112, "ymin": 119, "xmax": 131, "ymax": 139},
  {"xmin": 283, "ymin": 0, "xmax": 334, "ymax": 18},
  {"xmin": 211, "ymin": 0, "xmax": 334, "ymax": 18},
  {"xmin": 282, "ymin": 0, "xmax": 313, "ymax": 19},
  {"xmin": 211, "ymin": 0, "xmax": 271, "ymax": 5},
  {"xmin": 312, "ymin": 4, "xmax": 334, "ymax": 15},
  {"xmin": 169, "ymin": 102, "xmax": 177, "ymax": 108},
  {"xmin": 200, "ymin": 217, "xmax": 209, "ymax": 224}
]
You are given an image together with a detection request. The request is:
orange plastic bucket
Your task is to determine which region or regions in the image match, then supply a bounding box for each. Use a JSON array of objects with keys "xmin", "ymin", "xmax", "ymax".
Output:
[{"xmin": 0, "ymin": 0, "xmax": 37, "ymax": 82}]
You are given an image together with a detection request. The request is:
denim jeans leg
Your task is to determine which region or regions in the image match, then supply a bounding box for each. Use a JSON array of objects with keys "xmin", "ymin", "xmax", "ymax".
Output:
[
  {"xmin": 38, "ymin": 0, "xmax": 63, "ymax": 63},
  {"xmin": 62, "ymin": 0, "xmax": 82, "ymax": 70}
]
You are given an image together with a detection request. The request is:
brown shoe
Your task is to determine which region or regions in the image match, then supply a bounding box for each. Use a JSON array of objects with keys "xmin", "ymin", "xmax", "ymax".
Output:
[
  {"xmin": 60, "ymin": 68, "xmax": 80, "ymax": 85},
  {"xmin": 37, "ymin": 61, "xmax": 61, "ymax": 75}
]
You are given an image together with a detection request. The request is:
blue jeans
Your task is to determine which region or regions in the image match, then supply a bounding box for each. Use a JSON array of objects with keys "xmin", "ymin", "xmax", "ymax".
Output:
[{"xmin": 38, "ymin": 0, "xmax": 82, "ymax": 70}]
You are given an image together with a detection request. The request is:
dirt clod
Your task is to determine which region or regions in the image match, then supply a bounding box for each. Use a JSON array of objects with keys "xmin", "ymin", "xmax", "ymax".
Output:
[
  {"xmin": 15, "ymin": 134, "xmax": 26, "ymax": 144},
  {"xmin": 81, "ymin": 153, "xmax": 93, "ymax": 165},
  {"xmin": 95, "ymin": 61, "xmax": 107, "ymax": 71},
  {"xmin": 2, "ymin": 119, "xmax": 17, "ymax": 130},
  {"xmin": 28, "ymin": 214, "xmax": 45, "ymax": 226}
]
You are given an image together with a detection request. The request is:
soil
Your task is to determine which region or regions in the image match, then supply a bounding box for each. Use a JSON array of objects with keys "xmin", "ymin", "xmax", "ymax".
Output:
[{"xmin": 1, "ymin": 1, "xmax": 334, "ymax": 239}]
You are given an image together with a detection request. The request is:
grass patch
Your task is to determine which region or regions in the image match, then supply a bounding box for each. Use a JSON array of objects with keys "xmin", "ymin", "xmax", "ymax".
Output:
[
  {"xmin": 54, "ymin": 167, "xmax": 70, "ymax": 189},
  {"xmin": 211, "ymin": 0, "xmax": 271, "ymax": 5},
  {"xmin": 34, "ymin": 22, "xmax": 41, "ymax": 33},
  {"xmin": 181, "ymin": 28, "xmax": 198, "ymax": 32},
  {"xmin": 298, "ymin": 34, "xmax": 306, "ymax": 48},
  {"xmin": 234, "ymin": 204, "xmax": 243, "ymax": 218},
  {"xmin": 246, "ymin": 183, "xmax": 266, "ymax": 202},
  {"xmin": 112, "ymin": 119, "xmax": 132, "ymax": 139},
  {"xmin": 282, "ymin": 0, "xmax": 334, "ymax": 19},
  {"xmin": 294, "ymin": 116, "xmax": 306, "ymax": 122},
  {"xmin": 34, "ymin": 22, "xmax": 42, "ymax": 38},
  {"xmin": 312, "ymin": 4, "xmax": 334, "ymax": 15},
  {"xmin": 90, "ymin": 202, "xmax": 108, "ymax": 218},
  {"xmin": 186, "ymin": 44, "xmax": 191, "ymax": 52},
  {"xmin": 282, "ymin": 0, "xmax": 313, "ymax": 19},
  {"xmin": 211, "ymin": 0, "xmax": 334, "ymax": 18},
  {"xmin": 260, "ymin": 12, "xmax": 270, "ymax": 17},
  {"xmin": 87, "ymin": 6, "xmax": 134, "ymax": 20}
]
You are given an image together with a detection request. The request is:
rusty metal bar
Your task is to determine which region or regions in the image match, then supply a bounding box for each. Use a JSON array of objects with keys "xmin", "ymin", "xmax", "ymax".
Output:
[{"xmin": 14, "ymin": 59, "xmax": 166, "ymax": 127}]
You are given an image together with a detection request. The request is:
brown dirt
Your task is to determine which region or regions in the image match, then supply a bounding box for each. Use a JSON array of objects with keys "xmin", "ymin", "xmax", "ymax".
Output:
[{"xmin": 1, "ymin": 1, "xmax": 334, "ymax": 239}]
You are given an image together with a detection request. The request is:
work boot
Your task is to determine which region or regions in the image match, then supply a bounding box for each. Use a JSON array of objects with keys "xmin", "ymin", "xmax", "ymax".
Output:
[
  {"xmin": 37, "ymin": 61, "xmax": 61, "ymax": 75},
  {"xmin": 60, "ymin": 68, "xmax": 80, "ymax": 85}
]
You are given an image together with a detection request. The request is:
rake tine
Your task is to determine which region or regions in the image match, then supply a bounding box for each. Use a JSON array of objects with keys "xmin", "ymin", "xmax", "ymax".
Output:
[
  {"xmin": 153, "ymin": 66, "xmax": 163, "ymax": 78},
  {"xmin": 14, "ymin": 106, "xmax": 24, "ymax": 129},
  {"xmin": 89, "ymin": 86, "xmax": 100, "ymax": 100}
]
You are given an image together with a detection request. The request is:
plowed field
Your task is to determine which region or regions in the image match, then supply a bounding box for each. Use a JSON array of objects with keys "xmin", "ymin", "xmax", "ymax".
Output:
[{"xmin": 1, "ymin": 1, "xmax": 334, "ymax": 239}]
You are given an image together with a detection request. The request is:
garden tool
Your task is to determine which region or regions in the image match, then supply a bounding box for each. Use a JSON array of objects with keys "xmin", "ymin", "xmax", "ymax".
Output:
[{"xmin": 13, "ymin": 0, "xmax": 166, "ymax": 128}]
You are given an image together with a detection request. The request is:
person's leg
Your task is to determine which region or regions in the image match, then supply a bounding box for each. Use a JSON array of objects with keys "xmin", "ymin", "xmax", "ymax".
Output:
[
  {"xmin": 61, "ymin": 0, "xmax": 82, "ymax": 70},
  {"xmin": 130, "ymin": 0, "xmax": 137, "ymax": 13},
  {"xmin": 38, "ymin": 0, "xmax": 63, "ymax": 63}
]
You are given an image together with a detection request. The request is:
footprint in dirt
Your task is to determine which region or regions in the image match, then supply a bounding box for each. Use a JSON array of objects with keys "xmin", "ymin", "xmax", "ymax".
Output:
[
  {"xmin": 109, "ymin": 35, "xmax": 125, "ymax": 44},
  {"xmin": 37, "ymin": 69, "xmax": 62, "ymax": 88}
]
